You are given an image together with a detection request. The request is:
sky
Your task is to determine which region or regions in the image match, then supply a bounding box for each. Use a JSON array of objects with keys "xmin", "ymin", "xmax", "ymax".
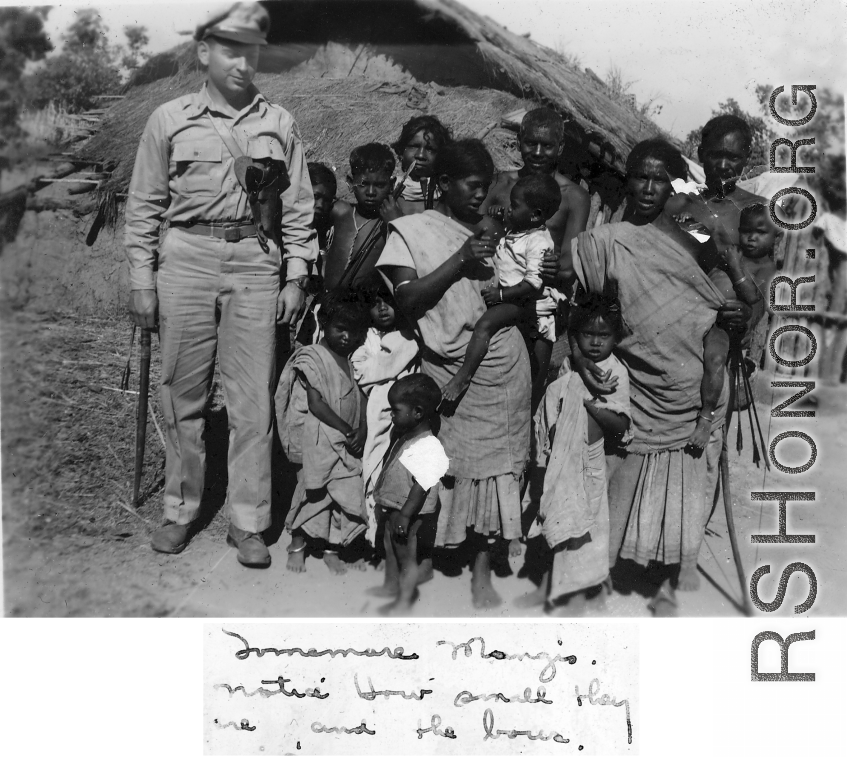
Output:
[{"xmin": 18, "ymin": 0, "xmax": 847, "ymax": 139}]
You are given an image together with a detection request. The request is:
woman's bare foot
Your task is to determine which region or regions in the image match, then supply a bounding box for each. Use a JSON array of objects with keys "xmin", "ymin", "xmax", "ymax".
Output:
[
  {"xmin": 648, "ymin": 579, "xmax": 679, "ymax": 616},
  {"xmin": 472, "ymin": 581, "xmax": 503, "ymax": 609},
  {"xmin": 546, "ymin": 591, "xmax": 588, "ymax": 617},
  {"xmin": 677, "ymin": 564, "xmax": 700, "ymax": 591},
  {"xmin": 378, "ymin": 589, "xmax": 419, "ymax": 616},
  {"xmin": 366, "ymin": 582, "xmax": 399, "ymax": 597},
  {"xmin": 323, "ymin": 551, "xmax": 347, "ymax": 575},
  {"xmin": 687, "ymin": 417, "xmax": 711, "ymax": 451},
  {"xmin": 508, "ymin": 538, "xmax": 522, "ymax": 557},
  {"xmin": 417, "ymin": 557, "xmax": 434, "ymax": 585},
  {"xmin": 286, "ymin": 537, "xmax": 306, "ymax": 573},
  {"xmin": 441, "ymin": 373, "xmax": 471, "ymax": 404}
]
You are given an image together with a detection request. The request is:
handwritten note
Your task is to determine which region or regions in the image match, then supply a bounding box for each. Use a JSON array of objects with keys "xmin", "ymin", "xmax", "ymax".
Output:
[{"xmin": 204, "ymin": 622, "xmax": 638, "ymax": 755}]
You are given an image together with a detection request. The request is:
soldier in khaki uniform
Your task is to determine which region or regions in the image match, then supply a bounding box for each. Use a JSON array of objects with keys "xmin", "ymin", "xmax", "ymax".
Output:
[{"xmin": 125, "ymin": 3, "xmax": 317, "ymax": 567}]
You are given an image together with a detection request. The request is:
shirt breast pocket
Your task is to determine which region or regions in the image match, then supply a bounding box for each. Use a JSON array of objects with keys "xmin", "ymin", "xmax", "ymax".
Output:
[
  {"xmin": 172, "ymin": 141, "xmax": 223, "ymax": 197},
  {"xmin": 247, "ymin": 135, "xmax": 286, "ymax": 161}
]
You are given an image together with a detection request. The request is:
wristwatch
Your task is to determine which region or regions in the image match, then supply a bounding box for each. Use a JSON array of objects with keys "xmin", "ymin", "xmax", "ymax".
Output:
[{"xmin": 287, "ymin": 276, "xmax": 309, "ymax": 291}]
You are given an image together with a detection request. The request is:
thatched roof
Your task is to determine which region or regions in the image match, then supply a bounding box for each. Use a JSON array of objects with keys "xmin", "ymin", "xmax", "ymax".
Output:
[
  {"xmin": 408, "ymin": 0, "xmax": 670, "ymax": 170},
  {"xmin": 81, "ymin": 0, "xmax": 671, "ymax": 216},
  {"xmin": 250, "ymin": 0, "xmax": 671, "ymax": 168}
]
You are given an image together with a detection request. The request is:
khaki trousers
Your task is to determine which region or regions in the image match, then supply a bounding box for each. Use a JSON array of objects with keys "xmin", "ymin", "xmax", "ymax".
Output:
[{"xmin": 157, "ymin": 228, "xmax": 279, "ymax": 533}]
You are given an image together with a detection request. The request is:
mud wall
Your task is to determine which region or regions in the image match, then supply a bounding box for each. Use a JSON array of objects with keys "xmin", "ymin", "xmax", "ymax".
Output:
[{"xmin": 1, "ymin": 207, "xmax": 129, "ymax": 316}]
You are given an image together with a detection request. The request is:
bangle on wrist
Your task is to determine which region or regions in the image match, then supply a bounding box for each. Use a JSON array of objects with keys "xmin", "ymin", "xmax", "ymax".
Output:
[
  {"xmin": 498, "ymin": 287, "xmax": 503, "ymax": 303},
  {"xmin": 731, "ymin": 275, "xmax": 748, "ymax": 286},
  {"xmin": 698, "ymin": 411, "xmax": 715, "ymax": 423},
  {"xmin": 287, "ymin": 276, "xmax": 308, "ymax": 291}
]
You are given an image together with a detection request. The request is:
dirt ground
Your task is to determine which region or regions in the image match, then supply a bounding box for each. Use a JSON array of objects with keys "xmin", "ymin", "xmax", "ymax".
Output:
[{"xmin": 2, "ymin": 306, "xmax": 845, "ymax": 618}]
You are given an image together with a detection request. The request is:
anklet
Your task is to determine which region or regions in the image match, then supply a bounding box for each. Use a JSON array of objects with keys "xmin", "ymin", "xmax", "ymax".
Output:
[
  {"xmin": 286, "ymin": 544, "xmax": 306, "ymax": 554},
  {"xmin": 323, "ymin": 549, "xmax": 339, "ymax": 555}
]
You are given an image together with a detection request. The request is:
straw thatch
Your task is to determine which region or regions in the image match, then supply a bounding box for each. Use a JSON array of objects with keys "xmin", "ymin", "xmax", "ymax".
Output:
[
  {"xmin": 411, "ymin": 0, "xmax": 670, "ymax": 167},
  {"xmin": 80, "ymin": 0, "xmax": 672, "ymax": 217}
]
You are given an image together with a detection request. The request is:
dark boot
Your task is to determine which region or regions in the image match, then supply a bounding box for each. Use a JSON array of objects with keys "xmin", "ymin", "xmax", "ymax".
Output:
[
  {"xmin": 227, "ymin": 524, "xmax": 271, "ymax": 568},
  {"xmin": 151, "ymin": 522, "xmax": 190, "ymax": 554}
]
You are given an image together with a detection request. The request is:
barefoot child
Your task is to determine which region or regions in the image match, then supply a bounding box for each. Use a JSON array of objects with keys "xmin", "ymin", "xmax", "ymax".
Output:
[
  {"xmin": 324, "ymin": 143, "xmax": 396, "ymax": 291},
  {"xmin": 441, "ymin": 173, "xmax": 561, "ymax": 409},
  {"xmin": 350, "ymin": 280, "xmax": 420, "ymax": 551},
  {"xmin": 391, "ymin": 115, "xmax": 452, "ymax": 215},
  {"xmin": 535, "ymin": 291, "xmax": 631, "ymax": 615},
  {"xmin": 671, "ymin": 198, "xmax": 764, "ymax": 451},
  {"xmin": 372, "ymin": 375, "xmax": 449, "ymax": 614},
  {"xmin": 277, "ymin": 290, "xmax": 370, "ymax": 574}
]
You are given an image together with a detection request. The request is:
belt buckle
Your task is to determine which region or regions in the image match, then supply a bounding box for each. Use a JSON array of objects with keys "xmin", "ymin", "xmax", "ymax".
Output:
[{"xmin": 223, "ymin": 227, "xmax": 241, "ymax": 242}]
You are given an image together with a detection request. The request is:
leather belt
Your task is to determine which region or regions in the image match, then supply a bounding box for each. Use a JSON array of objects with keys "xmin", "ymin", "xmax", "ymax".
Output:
[{"xmin": 172, "ymin": 221, "xmax": 257, "ymax": 242}]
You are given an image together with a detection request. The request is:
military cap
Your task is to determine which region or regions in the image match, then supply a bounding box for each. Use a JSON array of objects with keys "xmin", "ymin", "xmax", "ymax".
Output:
[{"xmin": 194, "ymin": 2, "xmax": 270, "ymax": 46}]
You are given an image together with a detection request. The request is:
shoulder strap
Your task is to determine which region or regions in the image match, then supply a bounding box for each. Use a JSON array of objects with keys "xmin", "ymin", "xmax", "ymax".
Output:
[{"xmin": 206, "ymin": 113, "xmax": 245, "ymax": 159}]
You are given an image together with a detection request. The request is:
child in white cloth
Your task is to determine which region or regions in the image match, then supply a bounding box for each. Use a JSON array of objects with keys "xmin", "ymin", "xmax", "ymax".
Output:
[
  {"xmin": 372, "ymin": 374, "xmax": 449, "ymax": 615},
  {"xmin": 534, "ymin": 289, "xmax": 631, "ymax": 615},
  {"xmin": 350, "ymin": 280, "xmax": 420, "ymax": 551},
  {"xmin": 440, "ymin": 173, "xmax": 562, "ymax": 411}
]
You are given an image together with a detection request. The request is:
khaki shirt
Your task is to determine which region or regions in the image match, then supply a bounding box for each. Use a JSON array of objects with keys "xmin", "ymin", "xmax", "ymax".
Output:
[{"xmin": 124, "ymin": 84, "xmax": 317, "ymax": 290}]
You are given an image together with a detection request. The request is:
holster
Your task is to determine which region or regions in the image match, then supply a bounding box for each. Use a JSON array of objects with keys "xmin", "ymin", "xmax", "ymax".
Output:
[{"xmin": 234, "ymin": 156, "xmax": 290, "ymax": 253}]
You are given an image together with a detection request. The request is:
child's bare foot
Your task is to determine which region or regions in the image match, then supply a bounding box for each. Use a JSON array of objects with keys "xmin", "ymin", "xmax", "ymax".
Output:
[
  {"xmin": 323, "ymin": 550, "xmax": 347, "ymax": 575},
  {"xmin": 366, "ymin": 582, "xmax": 399, "ymax": 597},
  {"xmin": 349, "ymin": 558, "xmax": 368, "ymax": 571},
  {"xmin": 687, "ymin": 418, "xmax": 711, "ymax": 452},
  {"xmin": 677, "ymin": 564, "xmax": 700, "ymax": 591},
  {"xmin": 546, "ymin": 591, "xmax": 588, "ymax": 617},
  {"xmin": 286, "ymin": 539, "xmax": 306, "ymax": 573},
  {"xmin": 378, "ymin": 589, "xmax": 419, "ymax": 616},
  {"xmin": 586, "ymin": 590, "xmax": 607, "ymax": 613},
  {"xmin": 508, "ymin": 538, "xmax": 522, "ymax": 557},
  {"xmin": 441, "ymin": 374, "xmax": 470, "ymax": 404},
  {"xmin": 514, "ymin": 580, "xmax": 547, "ymax": 608},
  {"xmin": 471, "ymin": 576, "xmax": 503, "ymax": 609},
  {"xmin": 375, "ymin": 560, "xmax": 385, "ymax": 572},
  {"xmin": 417, "ymin": 557, "xmax": 434, "ymax": 585}
]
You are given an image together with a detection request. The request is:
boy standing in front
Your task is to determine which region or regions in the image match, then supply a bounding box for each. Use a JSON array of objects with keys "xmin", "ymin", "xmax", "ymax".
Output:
[{"xmin": 124, "ymin": 3, "xmax": 317, "ymax": 567}]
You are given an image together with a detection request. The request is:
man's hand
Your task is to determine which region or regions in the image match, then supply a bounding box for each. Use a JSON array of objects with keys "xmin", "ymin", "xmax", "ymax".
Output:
[
  {"xmin": 716, "ymin": 299, "xmax": 752, "ymax": 333},
  {"xmin": 380, "ymin": 195, "xmax": 404, "ymax": 223},
  {"xmin": 387, "ymin": 510, "xmax": 411, "ymax": 543},
  {"xmin": 129, "ymin": 290, "xmax": 158, "ymax": 329},
  {"xmin": 277, "ymin": 280, "xmax": 306, "ymax": 325},
  {"xmin": 573, "ymin": 351, "xmax": 618, "ymax": 397}
]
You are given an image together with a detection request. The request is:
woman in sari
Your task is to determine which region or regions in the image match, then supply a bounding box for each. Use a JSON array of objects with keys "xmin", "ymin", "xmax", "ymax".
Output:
[
  {"xmin": 376, "ymin": 139, "xmax": 532, "ymax": 609},
  {"xmin": 571, "ymin": 138, "xmax": 750, "ymax": 611}
]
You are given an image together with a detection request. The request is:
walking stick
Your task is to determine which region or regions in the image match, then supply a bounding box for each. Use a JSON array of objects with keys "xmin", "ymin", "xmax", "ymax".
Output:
[
  {"xmin": 720, "ymin": 436, "xmax": 754, "ymax": 616},
  {"xmin": 132, "ymin": 328, "xmax": 152, "ymax": 506},
  {"xmin": 719, "ymin": 354, "xmax": 755, "ymax": 616}
]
